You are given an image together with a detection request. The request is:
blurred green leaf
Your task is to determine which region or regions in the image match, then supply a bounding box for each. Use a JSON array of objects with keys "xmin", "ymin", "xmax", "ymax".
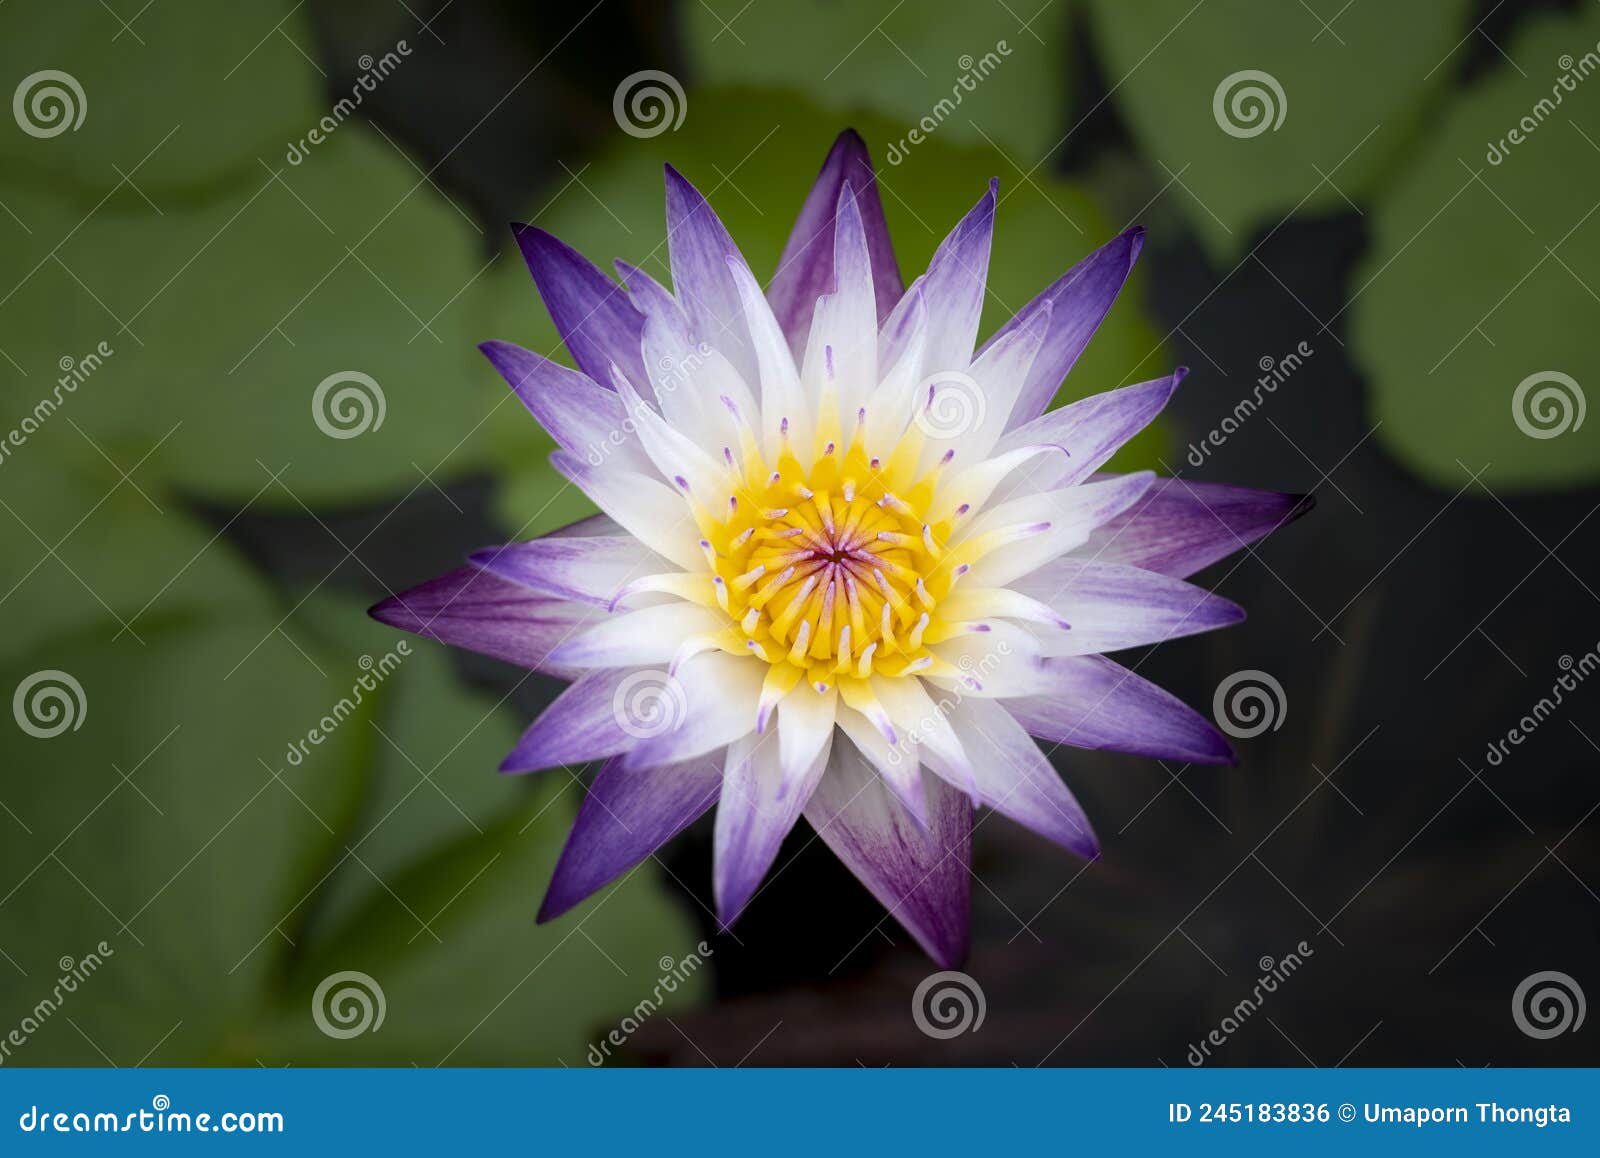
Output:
[
  {"xmin": 1351, "ymin": 5, "xmax": 1600, "ymax": 491},
  {"xmin": 683, "ymin": 0, "xmax": 1069, "ymax": 164},
  {"xmin": 0, "ymin": 0, "xmax": 322, "ymax": 201},
  {"xmin": 0, "ymin": 455, "xmax": 271, "ymax": 658},
  {"xmin": 0, "ymin": 124, "xmax": 490, "ymax": 508},
  {"xmin": 0, "ymin": 597, "xmax": 709, "ymax": 1065},
  {"xmin": 1086, "ymin": 0, "xmax": 1472, "ymax": 261},
  {"xmin": 479, "ymin": 86, "xmax": 1166, "ymax": 537}
]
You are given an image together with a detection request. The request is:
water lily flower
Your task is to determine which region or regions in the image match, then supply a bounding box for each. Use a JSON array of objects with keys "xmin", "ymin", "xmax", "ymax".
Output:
[{"xmin": 370, "ymin": 130, "xmax": 1309, "ymax": 966}]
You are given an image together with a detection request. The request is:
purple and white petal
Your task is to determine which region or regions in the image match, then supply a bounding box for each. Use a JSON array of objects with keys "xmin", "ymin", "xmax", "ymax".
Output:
[
  {"xmin": 552, "ymin": 451, "xmax": 705, "ymax": 572},
  {"xmin": 500, "ymin": 668, "xmax": 641, "ymax": 773},
  {"xmin": 962, "ymin": 471, "xmax": 1156, "ymax": 588},
  {"xmin": 988, "ymin": 226, "xmax": 1146, "ymax": 430},
  {"xmin": 512, "ymin": 224, "xmax": 646, "ymax": 390},
  {"xmin": 368, "ymin": 566, "xmax": 598, "ymax": 677},
  {"xmin": 880, "ymin": 180, "xmax": 996, "ymax": 374},
  {"xmin": 1007, "ymin": 558, "xmax": 1245, "ymax": 655},
  {"xmin": 664, "ymin": 165, "xmax": 758, "ymax": 387},
  {"xmin": 803, "ymin": 744, "xmax": 972, "ymax": 968},
  {"xmin": 537, "ymin": 752, "xmax": 724, "ymax": 922},
  {"xmin": 713, "ymin": 729, "xmax": 832, "ymax": 926},
  {"xmin": 941, "ymin": 697, "xmax": 1099, "ymax": 858},
  {"xmin": 1002, "ymin": 654, "xmax": 1236, "ymax": 765},
  {"xmin": 1075, "ymin": 477, "xmax": 1314, "ymax": 578},
  {"xmin": 468, "ymin": 535, "xmax": 663, "ymax": 610},
  {"xmin": 769, "ymin": 129, "xmax": 902, "ymax": 355},
  {"xmin": 623, "ymin": 652, "xmax": 765, "ymax": 769},
  {"xmin": 993, "ymin": 368, "xmax": 1184, "ymax": 495}
]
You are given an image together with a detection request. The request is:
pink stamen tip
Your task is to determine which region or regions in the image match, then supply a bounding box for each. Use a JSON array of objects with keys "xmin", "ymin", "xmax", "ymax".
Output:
[
  {"xmin": 824, "ymin": 441, "xmax": 836, "ymax": 455},
  {"xmin": 940, "ymin": 449, "xmax": 955, "ymax": 464},
  {"xmin": 955, "ymin": 503, "xmax": 971, "ymax": 516},
  {"xmin": 674, "ymin": 475, "xmax": 689, "ymax": 490},
  {"xmin": 724, "ymin": 447, "xmax": 735, "ymax": 465},
  {"xmin": 869, "ymin": 457, "xmax": 881, "ymax": 470},
  {"xmin": 780, "ymin": 416, "xmax": 790, "ymax": 435}
]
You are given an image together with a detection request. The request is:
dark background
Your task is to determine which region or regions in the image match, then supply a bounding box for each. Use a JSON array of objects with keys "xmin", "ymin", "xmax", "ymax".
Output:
[{"xmin": 1, "ymin": 0, "xmax": 1596, "ymax": 1066}]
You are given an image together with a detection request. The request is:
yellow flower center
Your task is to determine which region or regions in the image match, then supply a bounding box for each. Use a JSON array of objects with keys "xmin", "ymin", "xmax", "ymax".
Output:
[{"xmin": 700, "ymin": 425, "xmax": 963, "ymax": 692}]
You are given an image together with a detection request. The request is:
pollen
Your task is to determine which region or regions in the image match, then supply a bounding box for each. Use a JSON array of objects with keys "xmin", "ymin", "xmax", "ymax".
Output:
[{"xmin": 698, "ymin": 427, "xmax": 963, "ymax": 686}]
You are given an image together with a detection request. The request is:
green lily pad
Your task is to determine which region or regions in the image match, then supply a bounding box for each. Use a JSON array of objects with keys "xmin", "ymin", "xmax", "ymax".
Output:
[
  {"xmin": 479, "ymin": 87, "xmax": 1166, "ymax": 537},
  {"xmin": 1086, "ymin": 0, "xmax": 1472, "ymax": 261},
  {"xmin": 0, "ymin": 600, "xmax": 709, "ymax": 1065},
  {"xmin": 1351, "ymin": 4, "xmax": 1600, "ymax": 491},
  {"xmin": 0, "ymin": 123, "xmax": 489, "ymax": 508},
  {"xmin": 683, "ymin": 0, "xmax": 1069, "ymax": 163},
  {"xmin": 0, "ymin": 0, "xmax": 323, "ymax": 202},
  {"xmin": 0, "ymin": 454, "xmax": 271, "ymax": 658}
]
